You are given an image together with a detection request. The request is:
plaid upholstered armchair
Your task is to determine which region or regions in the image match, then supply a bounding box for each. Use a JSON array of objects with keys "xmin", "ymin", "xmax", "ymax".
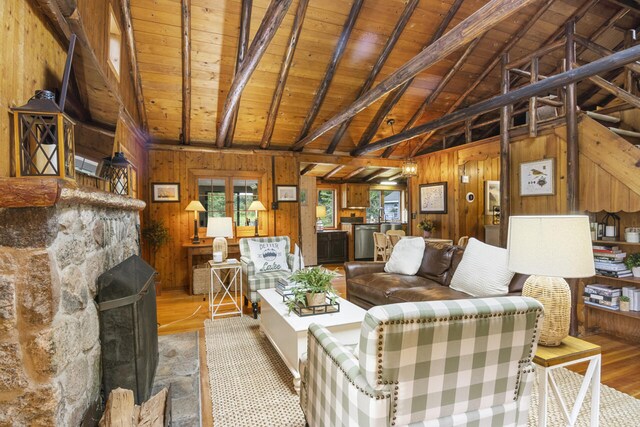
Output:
[
  {"xmin": 240, "ymin": 236, "xmax": 295, "ymax": 318},
  {"xmin": 300, "ymin": 297, "xmax": 544, "ymax": 426}
]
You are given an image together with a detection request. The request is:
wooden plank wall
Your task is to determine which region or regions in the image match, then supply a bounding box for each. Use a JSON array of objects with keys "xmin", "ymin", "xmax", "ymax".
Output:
[
  {"xmin": 0, "ymin": 0, "xmax": 67, "ymax": 177},
  {"xmin": 148, "ymin": 149, "xmax": 300, "ymax": 290},
  {"xmin": 413, "ymin": 120, "xmax": 640, "ymax": 243}
]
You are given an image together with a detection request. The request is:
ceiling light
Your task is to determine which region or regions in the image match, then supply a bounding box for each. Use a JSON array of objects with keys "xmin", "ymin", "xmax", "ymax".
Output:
[
  {"xmin": 401, "ymin": 158, "xmax": 418, "ymax": 177},
  {"xmin": 380, "ymin": 181, "xmax": 397, "ymax": 185}
]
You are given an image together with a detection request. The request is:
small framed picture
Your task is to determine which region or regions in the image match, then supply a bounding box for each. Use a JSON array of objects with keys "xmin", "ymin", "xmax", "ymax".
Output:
[
  {"xmin": 520, "ymin": 158, "xmax": 555, "ymax": 196},
  {"xmin": 484, "ymin": 180, "xmax": 500, "ymax": 215},
  {"xmin": 152, "ymin": 183, "xmax": 180, "ymax": 202},
  {"xmin": 276, "ymin": 185, "xmax": 298, "ymax": 202},
  {"xmin": 419, "ymin": 182, "xmax": 447, "ymax": 214}
]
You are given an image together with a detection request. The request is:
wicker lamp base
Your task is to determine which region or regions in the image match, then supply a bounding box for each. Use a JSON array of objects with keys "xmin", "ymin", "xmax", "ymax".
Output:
[
  {"xmin": 213, "ymin": 237, "xmax": 228, "ymax": 261},
  {"xmin": 522, "ymin": 275, "xmax": 570, "ymax": 347}
]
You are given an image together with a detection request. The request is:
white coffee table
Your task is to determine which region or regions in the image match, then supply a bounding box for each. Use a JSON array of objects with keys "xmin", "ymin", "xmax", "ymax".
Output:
[{"xmin": 258, "ymin": 288, "xmax": 366, "ymax": 393}]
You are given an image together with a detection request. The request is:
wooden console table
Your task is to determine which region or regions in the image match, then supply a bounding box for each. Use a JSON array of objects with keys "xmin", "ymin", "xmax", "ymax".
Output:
[{"xmin": 184, "ymin": 240, "xmax": 240, "ymax": 294}]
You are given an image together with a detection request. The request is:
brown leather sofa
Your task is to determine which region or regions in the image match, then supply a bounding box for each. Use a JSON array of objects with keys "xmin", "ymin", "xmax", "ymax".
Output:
[{"xmin": 345, "ymin": 243, "xmax": 527, "ymax": 309}]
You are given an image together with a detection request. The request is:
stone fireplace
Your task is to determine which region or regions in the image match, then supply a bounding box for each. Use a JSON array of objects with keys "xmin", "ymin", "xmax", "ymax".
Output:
[{"xmin": 0, "ymin": 179, "xmax": 145, "ymax": 425}]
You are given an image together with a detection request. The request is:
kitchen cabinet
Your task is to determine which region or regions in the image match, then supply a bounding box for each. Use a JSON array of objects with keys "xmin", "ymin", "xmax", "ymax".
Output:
[
  {"xmin": 317, "ymin": 231, "xmax": 348, "ymax": 264},
  {"xmin": 341, "ymin": 184, "xmax": 370, "ymax": 209}
]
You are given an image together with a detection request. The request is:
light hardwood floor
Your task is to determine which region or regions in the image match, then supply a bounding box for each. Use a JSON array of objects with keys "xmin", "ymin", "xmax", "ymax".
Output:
[{"xmin": 157, "ymin": 274, "xmax": 640, "ymax": 427}]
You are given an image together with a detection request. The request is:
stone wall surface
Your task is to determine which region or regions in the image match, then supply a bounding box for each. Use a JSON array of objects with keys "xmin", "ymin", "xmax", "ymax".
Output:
[{"xmin": 0, "ymin": 190, "xmax": 143, "ymax": 426}]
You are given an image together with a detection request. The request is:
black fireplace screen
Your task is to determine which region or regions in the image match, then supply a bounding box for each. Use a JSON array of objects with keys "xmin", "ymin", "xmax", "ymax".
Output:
[{"xmin": 97, "ymin": 255, "xmax": 158, "ymax": 404}]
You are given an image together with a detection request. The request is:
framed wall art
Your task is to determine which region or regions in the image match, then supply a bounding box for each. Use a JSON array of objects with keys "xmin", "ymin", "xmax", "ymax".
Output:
[
  {"xmin": 276, "ymin": 185, "xmax": 298, "ymax": 202},
  {"xmin": 151, "ymin": 182, "xmax": 180, "ymax": 202},
  {"xmin": 419, "ymin": 182, "xmax": 447, "ymax": 214},
  {"xmin": 484, "ymin": 180, "xmax": 500, "ymax": 215},
  {"xmin": 520, "ymin": 158, "xmax": 555, "ymax": 196}
]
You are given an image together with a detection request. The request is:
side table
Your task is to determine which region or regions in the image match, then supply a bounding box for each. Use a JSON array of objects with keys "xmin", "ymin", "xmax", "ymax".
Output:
[
  {"xmin": 209, "ymin": 260, "xmax": 242, "ymax": 319},
  {"xmin": 533, "ymin": 335, "xmax": 601, "ymax": 427}
]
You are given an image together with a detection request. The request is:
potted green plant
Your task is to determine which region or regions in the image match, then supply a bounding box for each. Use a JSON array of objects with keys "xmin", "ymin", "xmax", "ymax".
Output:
[
  {"xmin": 620, "ymin": 295, "xmax": 630, "ymax": 312},
  {"xmin": 418, "ymin": 219, "xmax": 435, "ymax": 238},
  {"xmin": 625, "ymin": 252, "xmax": 640, "ymax": 278},
  {"xmin": 142, "ymin": 219, "xmax": 171, "ymax": 271},
  {"xmin": 285, "ymin": 267, "xmax": 339, "ymax": 313}
]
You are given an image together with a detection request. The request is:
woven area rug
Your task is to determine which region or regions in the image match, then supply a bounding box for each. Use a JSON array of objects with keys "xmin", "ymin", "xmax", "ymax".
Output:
[{"xmin": 205, "ymin": 316, "xmax": 640, "ymax": 426}]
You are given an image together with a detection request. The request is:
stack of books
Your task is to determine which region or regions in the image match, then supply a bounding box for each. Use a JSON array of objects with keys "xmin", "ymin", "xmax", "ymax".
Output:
[
  {"xmin": 593, "ymin": 245, "xmax": 632, "ymax": 278},
  {"xmin": 622, "ymin": 286, "xmax": 640, "ymax": 311},
  {"xmin": 583, "ymin": 284, "xmax": 621, "ymax": 310},
  {"xmin": 276, "ymin": 277, "xmax": 299, "ymax": 297}
]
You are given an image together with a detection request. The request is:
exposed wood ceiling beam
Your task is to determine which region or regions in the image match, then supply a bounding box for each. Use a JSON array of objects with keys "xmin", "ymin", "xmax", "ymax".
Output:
[
  {"xmin": 410, "ymin": 0, "xmax": 561, "ymax": 156},
  {"xmin": 382, "ymin": 37, "xmax": 481, "ymax": 158},
  {"xmin": 575, "ymin": 35, "xmax": 640, "ymax": 74},
  {"xmin": 297, "ymin": 154, "xmax": 404, "ymax": 168},
  {"xmin": 216, "ymin": 0, "xmax": 293, "ymax": 147},
  {"xmin": 585, "ymin": 73, "xmax": 640, "ymax": 108},
  {"xmin": 35, "ymin": 0, "xmax": 72, "ymax": 41},
  {"xmin": 352, "ymin": 43, "xmax": 640, "ymax": 156},
  {"xmin": 181, "ymin": 0, "xmax": 191, "ymax": 144},
  {"xmin": 300, "ymin": 163, "xmax": 317, "ymax": 175},
  {"xmin": 290, "ymin": 0, "xmax": 538, "ymax": 151},
  {"xmin": 324, "ymin": 0, "xmax": 421, "ymax": 154},
  {"xmin": 387, "ymin": 172, "xmax": 403, "ymax": 181},
  {"xmin": 363, "ymin": 168, "xmax": 387, "ymax": 182},
  {"xmin": 295, "ymin": 0, "xmax": 364, "ymax": 141},
  {"xmin": 121, "ymin": 0, "xmax": 148, "ymax": 132},
  {"xmin": 225, "ymin": 0, "xmax": 252, "ymax": 148},
  {"xmin": 342, "ymin": 167, "xmax": 366, "ymax": 180},
  {"xmin": 260, "ymin": 0, "xmax": 309, "ymax": 149},
  {"xmin": 606, "ymin": 0, "xmax": 640, "ymax": 15},
  {"xmin": 323, "ymin": 165, "xmax": 346, "ymax": 180},
  {"xmin": 351, "ymin": 0, "xmax": 464, "ymax": 153}
]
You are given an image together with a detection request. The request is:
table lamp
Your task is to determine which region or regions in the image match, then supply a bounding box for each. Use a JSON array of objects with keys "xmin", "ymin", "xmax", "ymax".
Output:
[
  {"xmin": 248, "ymin": 200, "xmax": 266, "ymax": 237},
  {"xmin": 316, "ymin": 205, "xmax": 327, "ymax": 232},
  {"xmin": 507, "ymin": 215, "xmax": 595, "ymax": 346},
  {"xmin": 206, "ymin": 217, "xmax": 234, "ymax": 261},
  {"xmin": 185, "ymin": 200, "xmax": 206, "ymax": 244}
]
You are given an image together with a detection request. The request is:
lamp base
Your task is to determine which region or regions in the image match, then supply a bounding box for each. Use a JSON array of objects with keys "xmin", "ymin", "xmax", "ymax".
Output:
[
  {"xmin": 213, "ymin": 237, "xmax": 228, "ymax": 261},
  {"xmin": 192, "ymin": 218, "xmax": 200, "ymax": 244},
  {"xmin": 522, "ymin": 275, "xmax": 571, "ymax": 347}
]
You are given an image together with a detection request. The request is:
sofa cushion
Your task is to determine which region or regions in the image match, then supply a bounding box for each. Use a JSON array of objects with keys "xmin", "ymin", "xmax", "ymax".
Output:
[
  {"xmin": 247, "ymin": 239, "xmax": 291, "ymax": 274},
  {"xmin": 450, "ymin": 238, "xmax": 515, "ymax": 297},
  {"xmin": 347, "ymin": 272, "xmax": 437, "ymax": 306},
  {"xmin": 416, "ymin": 243, "xmax": 457, "ymax": 285},
  {"xmin": 386, "ymin": 285, "xmax": 472, "ymax": 304},
  {"xmin": 384, "ymin": 237, "xmax": 425, "ymax": 275}
]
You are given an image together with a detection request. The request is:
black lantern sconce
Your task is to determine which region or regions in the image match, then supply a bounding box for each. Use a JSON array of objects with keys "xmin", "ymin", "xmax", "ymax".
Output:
[
  {"xmin": 11, "ymin": 90, "xmax": 76, "ymax": 179},
  {"xmin": 100, "ymin": 152, "xmax": 132, "ymax": 196}
]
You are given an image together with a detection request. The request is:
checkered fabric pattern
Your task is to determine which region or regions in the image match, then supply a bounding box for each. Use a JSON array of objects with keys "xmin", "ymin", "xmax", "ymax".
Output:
[
  {"xmin": 239, "ymin": 236, "xmax": 293, "ymax": 303},
  {"xmin": 300, "ymin": 296, "xmax": 543, "ymax": 427}
]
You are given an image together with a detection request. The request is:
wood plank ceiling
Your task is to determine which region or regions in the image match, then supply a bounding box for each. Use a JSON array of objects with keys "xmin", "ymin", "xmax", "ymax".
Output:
[{"xmin": 130, "ymin": 0, "xmax": 639, "ymax": 159}]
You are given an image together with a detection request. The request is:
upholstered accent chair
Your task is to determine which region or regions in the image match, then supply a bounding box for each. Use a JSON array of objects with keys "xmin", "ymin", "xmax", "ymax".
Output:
[
  {"xmin": 300, "ymin": 297, "xmax": 543, "ymax": 426},
  {"xmin": 239, "ymin": 236, "xmax": 295, "ymax": 318}
]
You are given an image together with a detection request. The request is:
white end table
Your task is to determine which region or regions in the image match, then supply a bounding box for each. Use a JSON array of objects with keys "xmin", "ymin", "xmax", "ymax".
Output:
[
  {"xmin": 533, "ymin": 335, "xmax": 601, "ymax": 427},
  {"xmin": 209, "ymin": 259, "xmax": 242, "ymax": 319},
  {"xmin": 258, "ymin": 288, "xmax": 366, "ymax": 393}
]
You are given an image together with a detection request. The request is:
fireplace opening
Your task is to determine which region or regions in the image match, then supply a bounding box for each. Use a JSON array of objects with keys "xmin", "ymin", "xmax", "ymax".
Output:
[{"xmin": 97, "ymin": 255, "xmax": 158, "ymax": 404}]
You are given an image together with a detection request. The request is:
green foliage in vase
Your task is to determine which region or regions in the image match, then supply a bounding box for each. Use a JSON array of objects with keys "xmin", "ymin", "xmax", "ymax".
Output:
[
  {"xmin": 625, "ymin": 252, "xmax": 640, "ymax": 269},
  {"xmin": 142, "ymin": 220, "xmax": 171, "ymax": 268},
  {"xmin": 285, "ymin": 267, "xmax": 339, "ymax": 313},
  {"xmin": 417, "ymin": 219, "xmax": 435, "ymax": 232}
]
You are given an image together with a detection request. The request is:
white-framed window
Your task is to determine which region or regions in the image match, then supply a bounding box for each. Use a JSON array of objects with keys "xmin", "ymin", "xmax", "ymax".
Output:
[
  {"xmin": 108, "ymin": 5, "xmax": 122, "ymax": 80},
  {"xmin": 317, "ymin": 188, "xmax": 336, "ymax": 228}
]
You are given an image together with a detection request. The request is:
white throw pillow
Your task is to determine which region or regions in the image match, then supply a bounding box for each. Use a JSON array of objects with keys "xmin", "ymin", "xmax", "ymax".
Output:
[
  {"xmin": 450, "ymin": 237, "xmax": 515, "ymax": 297},
  {"xmin": 248, "ymin": 240, "xmax": 291, "ymax": 274},
  {"xmin": 384, "ymin": 237, "xmax": 425, "ymax": 275}
]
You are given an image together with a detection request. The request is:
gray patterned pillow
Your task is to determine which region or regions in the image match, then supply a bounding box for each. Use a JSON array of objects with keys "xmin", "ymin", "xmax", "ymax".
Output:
[{"xmin": 248, "ymin": 239, "xmax": 291, "ymax": 274}]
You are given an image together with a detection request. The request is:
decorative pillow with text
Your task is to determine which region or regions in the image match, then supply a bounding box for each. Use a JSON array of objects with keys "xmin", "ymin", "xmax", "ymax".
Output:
[{"xmin": 248, "ymin": 240, "xmax": 290, "ymax": 274}]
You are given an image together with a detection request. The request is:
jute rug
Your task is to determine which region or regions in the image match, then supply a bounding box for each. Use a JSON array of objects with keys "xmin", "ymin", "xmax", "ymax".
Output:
[{"xmin": 205, "ymin": 316, "xmax": 640, "ymax": 426}]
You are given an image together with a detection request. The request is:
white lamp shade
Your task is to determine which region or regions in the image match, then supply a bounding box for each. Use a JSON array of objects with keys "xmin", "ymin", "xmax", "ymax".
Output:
[
  {"xmin": 206, "ymin": 217, "xmax": 234, "ymax": 238},
  {"xmin": 185, "ymin": 200, "xmax": 205, "ymax": 212},
  {"xmin": 316, "ymin": 205, "xmax": 327, "ymax": 218},
  {"xmin": 507, "ymin": 215, "xmax": 595, "ymax": 278},
  {"xmin": 248, "ymin": 200, "xmax": 267, "ymax": 211}
]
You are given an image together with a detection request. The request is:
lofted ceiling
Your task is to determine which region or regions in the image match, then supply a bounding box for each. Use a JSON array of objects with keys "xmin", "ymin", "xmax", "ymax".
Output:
[{"xmin": 130, "ymin": 0, "xmax": 640, "ymax": 159}]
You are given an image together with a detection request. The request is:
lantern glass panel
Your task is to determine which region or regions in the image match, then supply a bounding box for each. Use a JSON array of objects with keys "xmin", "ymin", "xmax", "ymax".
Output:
[
  {"xmin": 18, "ymin": 113, "xmax": 60, "ymax": 176},
  {"xmin": 110, "ymin": 166, "xmax": 129, "ymax": 196},
  {"xmin": 63, "ymin": 118, "xmax": 75, "ymax": 178}
]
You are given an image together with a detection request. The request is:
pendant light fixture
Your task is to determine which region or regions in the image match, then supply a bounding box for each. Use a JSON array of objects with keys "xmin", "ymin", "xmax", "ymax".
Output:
[{"xmin": 387, "ymin": 118, "xmax": 418, "ymax": 177}]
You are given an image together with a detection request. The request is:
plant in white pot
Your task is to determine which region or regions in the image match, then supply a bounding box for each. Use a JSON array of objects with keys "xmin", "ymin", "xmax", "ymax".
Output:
[
  {"xmin": 285, "ymin": 267, "xmax": 338, "ymax": 313},
  {"xmin": 418, "ymin": 219, "xmax": 435, "ymax": 238},
  {"xmin": 625, "ymin": 252, "xmax": 640, "ymax": 278},
  {"xmin": 620, "ymin": 295, "xmax": 630, "ymax": 312}
]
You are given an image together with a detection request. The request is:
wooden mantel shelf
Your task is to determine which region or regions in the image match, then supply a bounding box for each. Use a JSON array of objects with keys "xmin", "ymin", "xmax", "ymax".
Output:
[{"xmin": 0, "ymin": 177, "xmax": 145, "ymax": 211}]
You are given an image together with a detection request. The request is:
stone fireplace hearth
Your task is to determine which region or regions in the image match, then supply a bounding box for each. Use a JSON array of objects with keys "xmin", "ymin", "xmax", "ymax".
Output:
[{"xmin": 0, "ymin": 178, "xmax": 145, "ymax": 425}]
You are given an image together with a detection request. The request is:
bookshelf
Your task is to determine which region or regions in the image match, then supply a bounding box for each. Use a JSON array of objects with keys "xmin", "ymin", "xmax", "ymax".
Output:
[{"xmin": 582, "ymin": 239, "xmax": 640, "ymax": 342}]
